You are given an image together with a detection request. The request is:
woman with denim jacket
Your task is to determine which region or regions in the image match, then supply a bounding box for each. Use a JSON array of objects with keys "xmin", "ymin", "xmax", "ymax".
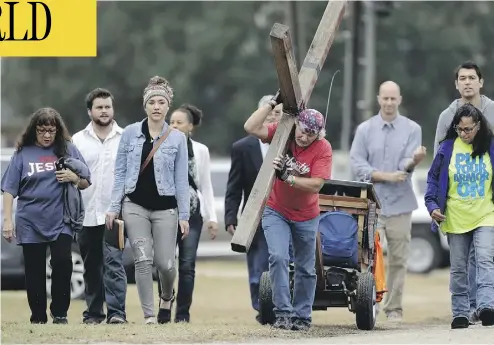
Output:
[
  {"xmin": 425, "ymin": 103, "xmax": 494, "ymax": 329},
  {"xmin": 106, "ymin": 76, "xmax": 190, "ymax": 325}
]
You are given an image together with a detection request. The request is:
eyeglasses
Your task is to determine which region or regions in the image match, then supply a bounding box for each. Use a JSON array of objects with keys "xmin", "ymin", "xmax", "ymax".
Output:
[
  {"xmin": 36, "ymin": 128, "xmax": 57, "ymax": 135},
  {"xmin": 454, "ymin": 124, "xmax": 478, "ymax": 135}
]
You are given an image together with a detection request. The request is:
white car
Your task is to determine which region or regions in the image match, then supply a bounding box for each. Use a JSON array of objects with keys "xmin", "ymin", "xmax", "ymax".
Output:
[
  {"xmin": 321, "ymin": 151, "xmax": 450, "ymax": 274},
  {"xmin": 379, "ymin": 168, "xmax": 449, "ymax": 274},
  {"xmin": 209, "ymin": 155, "xmax": 451, "ymax": 274}
]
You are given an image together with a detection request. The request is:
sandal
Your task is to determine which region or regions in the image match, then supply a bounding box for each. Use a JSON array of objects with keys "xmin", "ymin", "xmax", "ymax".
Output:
[{"xmin": 157, "ymin": 290, "xmax": 175, "ymax": 324}]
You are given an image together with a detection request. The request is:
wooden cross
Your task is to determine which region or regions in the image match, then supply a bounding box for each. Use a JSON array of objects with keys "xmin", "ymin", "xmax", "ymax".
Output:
[{"xmin": 231, "ymin": 0, "xmax": 348, "ymax": 253}]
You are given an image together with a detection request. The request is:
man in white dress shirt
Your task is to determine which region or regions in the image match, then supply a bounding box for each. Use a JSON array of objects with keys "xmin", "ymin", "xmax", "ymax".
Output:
[
  {"xmin": 72, "ymin": 88, "xmax": 127, "ymax": 324},
  {"xmin": 225, "ymin": 95, "xmax": 282, "ymax": 323}
]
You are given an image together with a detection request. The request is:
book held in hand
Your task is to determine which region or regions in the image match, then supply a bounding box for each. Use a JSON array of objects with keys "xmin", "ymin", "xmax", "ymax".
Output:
[{"xmin": 105, "ymin": 219, "xmax": 125, "ymax": 250}]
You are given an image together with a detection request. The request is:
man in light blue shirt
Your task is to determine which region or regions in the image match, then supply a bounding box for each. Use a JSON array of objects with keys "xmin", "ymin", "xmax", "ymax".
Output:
[{"xmin": 350, "ymin": 81, "xmax": 426, "ymax": 322}]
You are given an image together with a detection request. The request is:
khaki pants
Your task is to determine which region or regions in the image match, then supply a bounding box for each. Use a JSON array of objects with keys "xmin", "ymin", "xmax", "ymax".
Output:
[{"xmin": 378, "ymin": 212, "xmax": 412, "ymax": 315}]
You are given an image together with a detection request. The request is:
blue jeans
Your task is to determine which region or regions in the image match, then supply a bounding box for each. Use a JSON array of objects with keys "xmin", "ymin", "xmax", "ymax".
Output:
[
  {"xmin": 447, "ymin": 226, "xmax": 494, "ymax": 319},
  {"xmin": 103, "ymin": 242, "xmax": 127, "ymax": 320},
  {"xmin": 175, "ymin": 209, "xmax": 203, "ymax": 321},
  {"xmin": 77, "ymin": 225, "xmax": 127, "ymax": 322},
  {"xmin": 468, "ymin": 243, "xmax": 477, "ymax": 312},
  {"xmin": 247, "ymin": 227, "xmax": 294, "ymax": 312},
  {"xmin": 262, "ymin": 206, "xmax": 318, "ymax": 322},
  {"xmin": 246, "ymin": 226, "xmax": 269, "ymax": 312}
]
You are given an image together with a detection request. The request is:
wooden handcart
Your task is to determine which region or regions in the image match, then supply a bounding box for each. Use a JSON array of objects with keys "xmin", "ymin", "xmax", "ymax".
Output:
[{"xmin": 259, "ymin": 179, "xmax": 385, "ymax": 330}]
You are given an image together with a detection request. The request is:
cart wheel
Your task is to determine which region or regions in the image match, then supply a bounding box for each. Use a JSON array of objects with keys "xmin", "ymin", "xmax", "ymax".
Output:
[
  {"xmin": 355, "ymin": 272, "xmax": 377, "ymax": 330},
  {"xmin": 259, "ymin": 271, "xmax": 275, "ymax": 325}
]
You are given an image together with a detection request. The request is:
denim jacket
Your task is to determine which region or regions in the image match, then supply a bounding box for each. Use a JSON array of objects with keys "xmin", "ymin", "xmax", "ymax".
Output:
[
  {"xmin": 424, "ymin": 138, "xmax": 494, "ymax": 232},
  {"xmin": 108, "ymin": 119, "xmax": 190, "ymax": 221},
  {"xmin": 63, "ymin": 157, "xmax": 91, "ymax": 233}
]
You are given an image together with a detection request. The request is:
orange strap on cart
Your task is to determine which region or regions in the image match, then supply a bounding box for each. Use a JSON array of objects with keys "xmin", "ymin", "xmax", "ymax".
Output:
[{"xmin": 373, "ymin": 231, "xmax": 387, "ymax": 302}]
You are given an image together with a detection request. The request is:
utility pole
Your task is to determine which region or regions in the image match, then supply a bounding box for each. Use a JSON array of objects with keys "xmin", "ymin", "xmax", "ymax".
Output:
[
  {"xmin": 340, "ymin": 0, "xmax": 363, "ymax": 151},
  {"xmin": 293, "ymin": 2, "xmax": 307, "ymax": 70},
  {"xmin": 362, "ymin": 1, "xmax": 377, "ymax": 121},
  {"xmin": 350, "ymin": 1, "xmax": 362, "ymax": 136},
  {"xmin": 285, "ymin": 2, "xmax": 305, "ymax": 71},
  {"xmin": 340, "ymin": 29, "xmax": 353, "ymax": 152},
  {"xmin": 341, "ymin": 1, "xmax": 393, "ymax": 151}
]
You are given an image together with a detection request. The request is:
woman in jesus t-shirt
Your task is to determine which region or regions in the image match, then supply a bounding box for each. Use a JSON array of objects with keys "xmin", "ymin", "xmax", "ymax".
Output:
[
  {"xmin": 1, "ymin": 107, "xmax": 90, "ymax": 325},
  {"xmin": 244, "ymin": 94, "xmax": 332, "ymax": 331}
]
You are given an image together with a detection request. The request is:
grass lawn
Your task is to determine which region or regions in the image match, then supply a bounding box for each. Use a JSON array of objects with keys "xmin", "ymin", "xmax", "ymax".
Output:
[{"xmin": 1, "ymin": 260, "xmax": 453, "ymax": 343}]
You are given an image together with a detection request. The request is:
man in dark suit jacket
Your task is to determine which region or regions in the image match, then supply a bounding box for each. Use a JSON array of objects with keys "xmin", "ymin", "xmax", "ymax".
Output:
[{"xmin": 225, "ymin": 95, "xmax": 282, "ymax": 321}]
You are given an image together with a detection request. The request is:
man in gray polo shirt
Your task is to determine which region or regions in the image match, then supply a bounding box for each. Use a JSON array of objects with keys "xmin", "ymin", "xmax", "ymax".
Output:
[{"xmin": 350, "ymin": 81, "xmax": 427, "ymax": 322}]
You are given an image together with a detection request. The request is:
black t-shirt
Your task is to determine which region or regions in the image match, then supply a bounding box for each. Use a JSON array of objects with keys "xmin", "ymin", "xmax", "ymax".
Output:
[{"xmin": 127, "ymin": 119, "xmax": 177, "ymax": 211}]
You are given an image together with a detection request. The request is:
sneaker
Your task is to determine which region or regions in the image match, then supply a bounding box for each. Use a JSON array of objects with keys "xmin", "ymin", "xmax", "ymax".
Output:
[
  {"xmin": 83, "ymin": 318, "xmax": 102, "ymax": 325},
  {"xmin": 50, "ymin": 313, "xmax": 68, "ymax": 325},
  {"xmin": 386, "ymin": 311, "xmax": 402, "ymax": 322},
  {"xmin": 145, "ymin": 317, "xmax": 157, "ymax": 325},
  {"xmin": 479, "ymin": 308, "xmax": 494, "ymax": 327},
  {"xmin": 291, "ymin": 318, "xmax": 311, "ymax": 331},
  {"xmin": 451, "ymin": 316, "xmax": 469, "ymax": 329},
  {"xmin": 108, "ymin": 315, "xmax": 127, "ymax": 324},
  {"xmin": 30, "ymin": 319, "xmax": 47, "ymax": 324},
  {"xmin": 174, "ymin": 312, "xmax": 190, "ymax": 323},
  {"xmin": 469, "ymin": 309, "xmax": 480, "ymax": 325},
  {"xmin": 272, "ymin": 316, "xmax": 292, "ymax": 330}
]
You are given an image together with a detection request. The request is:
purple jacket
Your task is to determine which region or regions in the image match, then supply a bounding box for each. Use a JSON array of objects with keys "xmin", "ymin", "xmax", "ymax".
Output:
[{"xmin": 424, "ymin": 138, "xmax": 494, "ymax": 232}]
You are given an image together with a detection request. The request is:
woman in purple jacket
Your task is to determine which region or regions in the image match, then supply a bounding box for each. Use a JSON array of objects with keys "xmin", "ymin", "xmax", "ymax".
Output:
[{"xmin": 425, "ymin": 103, "xmax": 494, "ymax": 329}]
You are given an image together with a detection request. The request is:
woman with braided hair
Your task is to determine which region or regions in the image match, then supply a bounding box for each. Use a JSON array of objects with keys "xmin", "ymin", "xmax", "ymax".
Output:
[{"xmin": 106, "ymin": 76, "xmax": 190, "ymax": 324}]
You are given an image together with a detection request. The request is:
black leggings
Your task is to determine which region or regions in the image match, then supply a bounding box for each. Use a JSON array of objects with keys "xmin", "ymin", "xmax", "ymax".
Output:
[{"xmin": 21, "ymin": 233, "xmax": 73, "ymax": 323}]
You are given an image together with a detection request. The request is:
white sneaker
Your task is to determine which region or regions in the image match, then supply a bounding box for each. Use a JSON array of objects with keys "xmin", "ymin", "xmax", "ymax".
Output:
[
  {"xmin": 469, "ymin": 310, "xmax": 480, "ymax": 325},
  {"xmin": 386, "ymin": 311, "xmax": 403, "ymax": 322},
  {"xmin": 145, "ymin": 317, "xmax": 157, "ymax": 325}
]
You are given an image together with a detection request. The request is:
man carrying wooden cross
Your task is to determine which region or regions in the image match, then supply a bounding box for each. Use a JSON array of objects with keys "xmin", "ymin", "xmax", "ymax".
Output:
[{"xmin": 244, "ymin": 92, "xmax": 332, "ymax": 331}]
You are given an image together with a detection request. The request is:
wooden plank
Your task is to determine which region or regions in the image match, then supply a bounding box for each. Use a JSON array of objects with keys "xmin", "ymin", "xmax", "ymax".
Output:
[
  {"xmin": 359, "ymin": 189, "xmax": 369, "ymax": 270},
  {"xmin": 298, "ymin": 1, "xmax": 348, "ymax": 103},
  {"xmin": 231, "ymin": 23, "xmax": 300, "ymax": 253},
  {"xmin": 231, "ymin": 0, "xmax": 348, "ymax": 253},
  {"xmin": 318, "ymin": 196, "xmax": 368, "ymax": 210},
  {"xmin": 320, "ymin": 179, "xmax": 382, "ymax": 210},
  {"xmin": 319, "ymin": 205, "xmax": 368, "ymax": 216},
  {"xmin": 319, "ymin": 194, "xmax": 367, "ymax": 202}
]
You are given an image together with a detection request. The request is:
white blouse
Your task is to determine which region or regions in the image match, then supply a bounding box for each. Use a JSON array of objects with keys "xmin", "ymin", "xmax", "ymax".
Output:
[{"xmin": 191, "ymin": 139, "xmax": 217, "ymax": 223}]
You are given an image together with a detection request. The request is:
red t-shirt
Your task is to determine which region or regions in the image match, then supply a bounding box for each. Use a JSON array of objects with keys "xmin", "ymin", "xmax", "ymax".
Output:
[{"xmin": 262, "ymin": 123, "xmax": 332, "ymax": 221}]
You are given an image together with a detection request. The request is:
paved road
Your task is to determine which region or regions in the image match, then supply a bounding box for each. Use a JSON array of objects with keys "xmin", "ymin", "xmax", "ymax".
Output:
[{"xmin": 250, "ymin": 324, "xmax": 493, "ymax": 344}]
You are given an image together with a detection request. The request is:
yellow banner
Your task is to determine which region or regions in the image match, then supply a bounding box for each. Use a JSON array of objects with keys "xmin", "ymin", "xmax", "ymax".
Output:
[{"xmin": 0, "ymin": 0, "xmax": 97, "ymax": 57}]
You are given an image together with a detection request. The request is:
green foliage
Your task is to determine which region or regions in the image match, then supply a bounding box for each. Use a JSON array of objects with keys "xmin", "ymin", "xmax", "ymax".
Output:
[
  {"xmin": 375, "ymin": 1, "xmax": 494, "ymax": 150},
  {"xmin": 2, "ymin": 1, "xmax": 494, "ymax": 157}
]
